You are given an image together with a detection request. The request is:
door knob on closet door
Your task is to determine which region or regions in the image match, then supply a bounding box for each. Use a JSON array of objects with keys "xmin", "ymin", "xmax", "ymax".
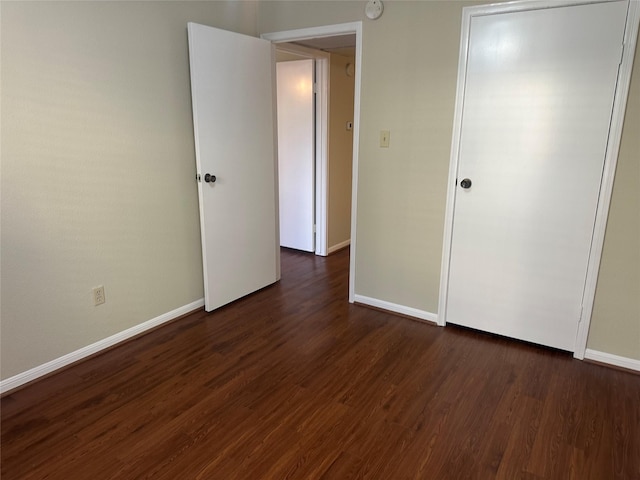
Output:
[
  {"xmin": 460, "ymin": 178, "xmax": 472, "ymax": 189},
  {"xmin": 204, "ymin": 173, "xmax": 216, "ymax": 183}
]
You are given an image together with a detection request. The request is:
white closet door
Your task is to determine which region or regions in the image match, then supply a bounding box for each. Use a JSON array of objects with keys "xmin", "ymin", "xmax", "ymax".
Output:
[
  {"xmin": 276, "ymin": 59, "xmax": 315, "ymax": 252},
  {"xmin": 446, "ymin": 1, "xmax": 628, "ymax": 351}
]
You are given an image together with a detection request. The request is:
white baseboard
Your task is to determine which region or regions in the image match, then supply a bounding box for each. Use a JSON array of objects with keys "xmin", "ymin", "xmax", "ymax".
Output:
[
  {"xmin": 0, "ymin": 298, "xmax": 205, "ymax": 395},
  {"xmin": 327, "ymin": 239, "xmax": 350, "ymax": 255},
  {"xmin": 353, "ymin": 294, "xmax": 438, "ymax": 324},
  {"xmin": 584, "ymin": 349, "xmax": 640, "ymax": 373}
]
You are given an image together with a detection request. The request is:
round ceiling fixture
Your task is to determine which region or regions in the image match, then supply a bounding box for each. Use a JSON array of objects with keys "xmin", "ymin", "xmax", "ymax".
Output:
[{"xmin": 365, "ymin": 0, "xmax": 384, "ymax": 20}]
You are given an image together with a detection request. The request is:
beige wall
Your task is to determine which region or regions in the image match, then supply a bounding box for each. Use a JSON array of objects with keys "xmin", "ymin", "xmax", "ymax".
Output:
[
  {"xmin": 260, "ymin": 1, "xmax": 474, "ymax": 311},
  {"xmin": 588, "ymin": 41, "xmax": 640, "ymax": 360},
  {"xmin": 1, "ymin": 0, "xmax": 638, "ymax": 381},
  {"xmin": 0, "ymin": 1, "xmax": 258, "ymax": 379},
  {"xmin": 259, "ymin": 1, "xmax": 640, "ymax": 359},
  {"xmin": 328, "ymin": 53, "xmax": 355, "ymax": 249}
]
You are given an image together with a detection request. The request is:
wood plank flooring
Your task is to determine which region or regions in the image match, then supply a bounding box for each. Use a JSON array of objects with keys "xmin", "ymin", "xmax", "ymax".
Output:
[{"xmin": 2, "ymin": 248, "xmax": 639, "ymax": 479}]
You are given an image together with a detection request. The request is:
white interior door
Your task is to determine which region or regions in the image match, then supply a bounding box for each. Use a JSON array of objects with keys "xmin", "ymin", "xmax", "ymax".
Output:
[
  {"xmin": 445, "ymin": 1, "xmax": 628, "ymax": 351},
  {"xmin": 188, "ymin": 23, "xmax": 279, "ymax": 312},
  {"xmin": 276, "ymin": 59, "xmax": 315, "ymax": 252}
]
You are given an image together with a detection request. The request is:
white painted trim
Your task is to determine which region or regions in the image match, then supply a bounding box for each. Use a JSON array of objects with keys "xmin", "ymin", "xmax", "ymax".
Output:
[
  {"xmin": 574, "ymin": 0, "xmax": 640, "ymax": 359},
  {"xmin": 437, "ymin": 3, "xmax": 472, "ymax": 327},
  {"xmin": 438, "ymin": 0, "xmax": 640, "ymax": 353},
  {"xmin": 0, "ymin": 299, "xmax": 205, "ymax": 395},
  {"xmin": 327, "ymin": 239, "xmax": 351, "ymax": 255},
  {"xmin": 354, "ymin": 294, "xmax": 438, "ymax": 324},
  {"xmin": 584, "ymin": 349, "xmax": 640, "ymax": 372},
  {"xmin": 466, "ymin": 0, "xmax": 628, "ymax": 16},
  {"xmin": 316, "ymin": 57, "xmax": 330, "ymax": 257},
  {"xmin": 261, "ymin": 22, "xmax": 363, "ymax": 304},
  {"xmin": 349, "ymin": 24, "xmax": 363, "ymax": 304},
  {"xmin": 262, "ymin": 22, "xmax": 361, "ymax": 44}
]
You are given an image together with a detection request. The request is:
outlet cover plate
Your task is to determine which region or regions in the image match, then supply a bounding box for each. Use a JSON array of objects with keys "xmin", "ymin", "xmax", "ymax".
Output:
[{"xmin": 93, "ymin": 286, "xmax": 105, "ymax": 306}]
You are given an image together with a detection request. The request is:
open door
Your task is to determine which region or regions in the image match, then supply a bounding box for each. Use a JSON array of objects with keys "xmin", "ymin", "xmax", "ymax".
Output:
[
  {"xmin": 276, "ymin": 59, "xmax": 315, "ymax": 252},
  {"xmin": 188, "ymin": 23, "xmax": 280, "ymax": 312}
]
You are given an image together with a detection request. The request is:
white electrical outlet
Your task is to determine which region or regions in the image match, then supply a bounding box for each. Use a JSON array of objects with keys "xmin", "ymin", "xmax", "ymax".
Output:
[{"xmin": 93, "ymin": 286, "xmax": 105, "ymax": 306}]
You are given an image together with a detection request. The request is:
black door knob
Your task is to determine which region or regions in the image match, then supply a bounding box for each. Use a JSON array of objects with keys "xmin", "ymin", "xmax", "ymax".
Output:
[
  {"xmin": 460, "ymin": 178, "xmax": 472, "ymax": 189},
  {"xmin": 204, "ymin": 173, "xmax": 216, "ymax": 183}
]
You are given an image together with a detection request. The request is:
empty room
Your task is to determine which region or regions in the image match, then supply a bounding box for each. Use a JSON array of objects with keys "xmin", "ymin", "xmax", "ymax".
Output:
[{"xmin": 1, "ymin": 1, "xmax": 639, "ymax": 478}]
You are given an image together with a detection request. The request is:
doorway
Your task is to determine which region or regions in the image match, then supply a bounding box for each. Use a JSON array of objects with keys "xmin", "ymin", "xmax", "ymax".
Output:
[
  {"xmin": 263, "ymin": 23, "xmax": 362, "ymax": 303},
  {"xmin": 274, "ymin": 37, "xmax": 357, "ymax": 257},
  {"xmin": 438, "ymin": 0, "xmax": 638, "ymax": 355},
  {"xmin": 276, "ymin": 57, "xmax": 316, "ymax": 253}
]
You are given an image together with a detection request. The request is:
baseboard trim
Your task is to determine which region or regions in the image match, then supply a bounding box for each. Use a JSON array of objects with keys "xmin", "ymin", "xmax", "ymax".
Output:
[
  {"xmin": 353, "ymin": 294, "xmax": 438, "ymax": 324},
  {"xmin": 584, "ymin": 349, "xmax": 640, "ymax": 373},
  {"xmin": 327, "ymin": 239, "xmax": 350, "ymax": 255},
  {"xmin": 0, "ymin": 298, "xmax": 205, "ymax": 395}
]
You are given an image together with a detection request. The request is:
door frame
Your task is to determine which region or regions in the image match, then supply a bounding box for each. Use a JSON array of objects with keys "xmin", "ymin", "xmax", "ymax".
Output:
[
  {"xmin": 262, "ymin": 22, "xmax": 363, "ymax": 303},
  {"xmin": 437, "ymin": 0, "xmax": 640, "ymax": 359},
  {"xmin": 274, "ymin": 43, "xmax": 331, "ymax": 256}
]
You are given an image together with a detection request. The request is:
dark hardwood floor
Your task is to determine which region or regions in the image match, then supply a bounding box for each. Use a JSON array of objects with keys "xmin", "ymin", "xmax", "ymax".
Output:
[{"xmin": 2, "ymin": 247, "xmax": 639, "ymax": 479}]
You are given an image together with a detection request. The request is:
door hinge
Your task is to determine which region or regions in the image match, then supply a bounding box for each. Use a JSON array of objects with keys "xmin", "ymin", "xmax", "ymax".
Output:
[
  {"xmin": 196, "ymin": 174, "xmax": 201, "ymax": 182},
  {"xmin": 313, "ymin": 82, "xmax": 318, "ymax": 94},
  {"xmin": 313, "ymin": 224, "xmax": 316, "ymax": 233}
]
